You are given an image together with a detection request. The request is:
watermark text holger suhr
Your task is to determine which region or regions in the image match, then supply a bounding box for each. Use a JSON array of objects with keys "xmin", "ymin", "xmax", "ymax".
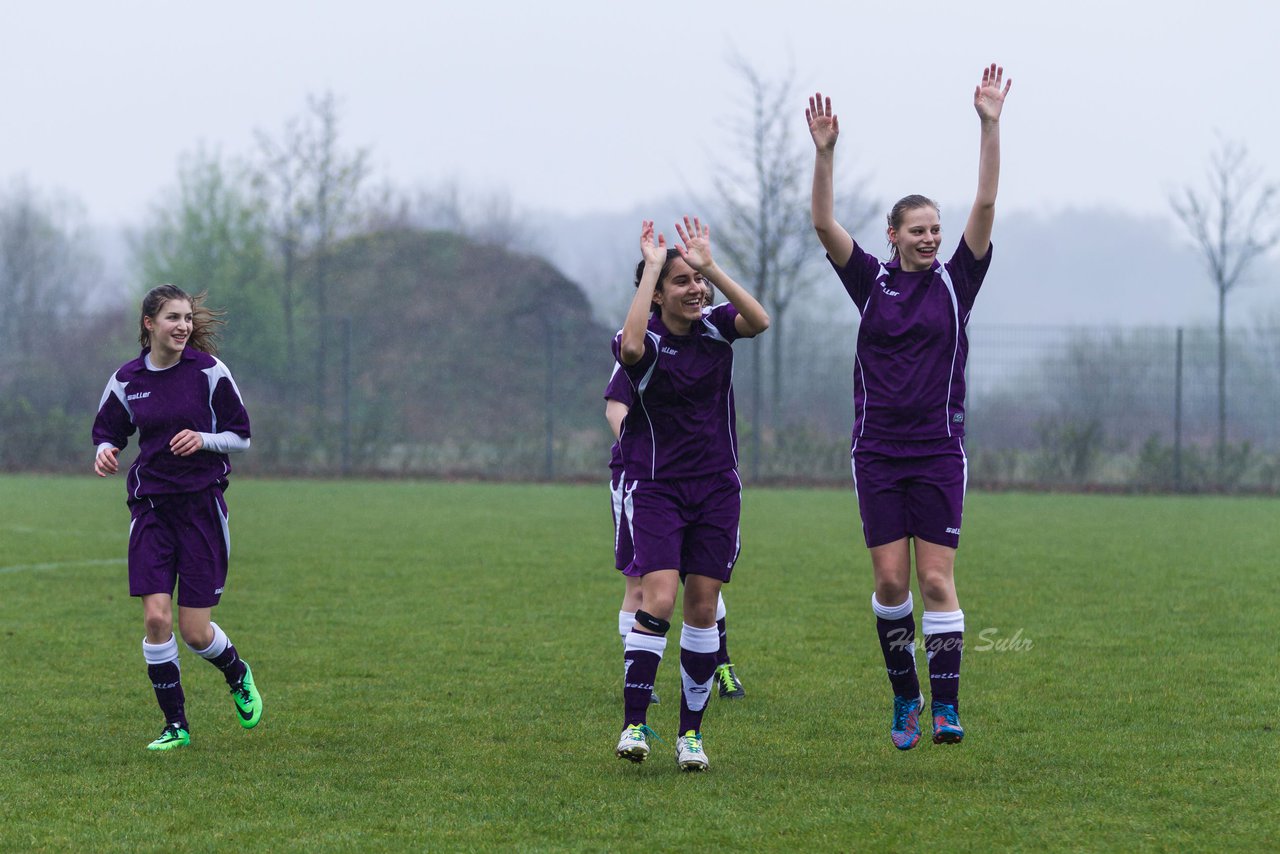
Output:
[{"xmin": 887, "ymin": 627, "xmax": 1034, "ymax": 653}]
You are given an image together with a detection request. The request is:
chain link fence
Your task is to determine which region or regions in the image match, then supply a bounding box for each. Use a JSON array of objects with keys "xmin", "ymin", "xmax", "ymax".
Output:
[{"xmin": 736, "ymin": 323, "xmax": 1280, "ymax": 492}]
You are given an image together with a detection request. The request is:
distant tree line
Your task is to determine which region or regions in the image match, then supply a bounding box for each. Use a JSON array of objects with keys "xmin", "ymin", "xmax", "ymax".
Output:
[{"xmin": 1, "ymin": 76, "xmax": 1277, "ymax": 492}]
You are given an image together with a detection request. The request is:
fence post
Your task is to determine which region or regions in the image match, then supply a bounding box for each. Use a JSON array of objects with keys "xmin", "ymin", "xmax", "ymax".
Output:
[
  {"xmin": 1174, "ymin": 327, "xmax": 1183, "ymax": 492},
  {"xmin": 340, "ymin": 316, "xmax": 352, "ymax": 476},
  {"xmin": 544, "ymin": 317, "xmax": 556, "ymax": 480}
]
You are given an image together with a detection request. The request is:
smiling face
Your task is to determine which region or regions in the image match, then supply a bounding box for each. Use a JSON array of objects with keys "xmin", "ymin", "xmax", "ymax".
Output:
[
  {"xmin": 652, "ymin": 257, "xmax": 707, "ymax": 331},
  {"xmin": 143, "ymin": 298, "xmax": 193, "ymax": 365},
  {"xmin": 888, "ymin": 205, "xmax": 941, "ymax": 272}
]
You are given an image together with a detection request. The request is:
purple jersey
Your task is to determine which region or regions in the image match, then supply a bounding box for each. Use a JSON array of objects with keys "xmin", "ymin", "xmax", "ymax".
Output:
[
  {"xmin": 604, "ymin": 365, "xmax": 634, "ymax": 475},
  {"xmin": 611, "ymin": 303, "xmax": 743, "ymax": 481},
  {"xmin": 829, "ymin": 236, "xmax": 991, "ymax": 440},
  {"xmin": 92, "ymin": 348, "xmax": 251, "ymax": 501}
]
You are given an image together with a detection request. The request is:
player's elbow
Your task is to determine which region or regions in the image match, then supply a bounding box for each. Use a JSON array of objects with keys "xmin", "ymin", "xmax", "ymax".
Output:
[
  {"xmin": 741, "ymin": 311, "xmax": 771, "ymax": 337},
  {"xmin": 618, "ymin": 341, "xmax": 645, "ymax": 365},
  {"xmin": 812, "ymin": 218, "xmax": 839, "ymax": 242}
]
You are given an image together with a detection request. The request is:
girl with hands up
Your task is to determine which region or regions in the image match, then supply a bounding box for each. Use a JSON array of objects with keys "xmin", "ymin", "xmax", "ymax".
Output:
[
  {"xmin": 806, "ymin": 65, "xmax": 1013, "ymax": 752},
  {"xmin": 611, "ymin": 217, "xmax": 768, "ymax": 771}
]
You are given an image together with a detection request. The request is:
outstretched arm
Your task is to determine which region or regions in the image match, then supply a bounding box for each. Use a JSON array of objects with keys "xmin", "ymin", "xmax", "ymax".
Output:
[
  {"xmin": 806, "ymin": 92, "xmax": 855, "ymax": 267},
  {"xmin": 676, "ymin": 216, "xmax": 770, "ymax": 337},
  {"xmin": 964, "ymin": 63, "xmax": 1012, "ymax": 260},
  {"xmin": 618, "ymin": 221, "xmax": 665, "ymax": 365}
]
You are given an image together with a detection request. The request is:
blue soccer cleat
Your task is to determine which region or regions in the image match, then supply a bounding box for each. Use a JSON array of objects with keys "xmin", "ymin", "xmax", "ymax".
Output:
[
  {"xmin": 931, "ymin": 701, "xmax": 965, "ymax": 745},
  {"xmin": 891, "ymin": 694, "xmax": 924, "ymax": 750}
]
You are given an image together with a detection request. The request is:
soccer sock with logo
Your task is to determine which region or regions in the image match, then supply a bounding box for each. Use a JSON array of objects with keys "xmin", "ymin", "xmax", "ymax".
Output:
[
  {"xmin": 142, "ymin": 634, "xmax": 187, "ymax": 729},
  {"xmin": 188, "ymin": 621, "xmax": 247, "ymax": 686},
  {"xmin": 714, "ymin": 593, "xmax": 730, "ymax": 666},
  {"xmin": 923, "ymin": 609, "xmax": 965, "ymax": 710},
  {"xmin": 873, "ymin": 592, "xmax": 921, "ymax": 700},
  {"xmin": 678, "ymin": 624, "xmax": 720, "ymax": 734},
  {"xmin": 623, "ymin": 630, "xmax": 666, "ymax": 727}
]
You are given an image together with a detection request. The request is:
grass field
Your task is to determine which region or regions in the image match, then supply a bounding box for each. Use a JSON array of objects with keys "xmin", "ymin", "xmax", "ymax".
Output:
[{"xmin": 1, "ymin": 475, "xmax": 1276, "ymax": 852}]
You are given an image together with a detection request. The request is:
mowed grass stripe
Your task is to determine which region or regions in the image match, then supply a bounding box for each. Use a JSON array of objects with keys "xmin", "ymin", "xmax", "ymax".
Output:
[{"xmin": 0, "ymin": 476, "xmax": 1275, "ymax": 852}]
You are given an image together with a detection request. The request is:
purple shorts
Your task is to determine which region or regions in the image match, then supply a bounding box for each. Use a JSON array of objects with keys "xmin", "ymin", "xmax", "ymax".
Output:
[
  {"xmin": 128, "ymin": 487, "xmax": 231, "ymax": 608},
  {"xmin": 850, "ymin": 436, "xmax": 967, "ymax": 549},
  {"xmin": 610, "ymin": 468, "xmax": 641, "ymax": 577},
  {"xmin": 628, "ymin": 470, "xmax": 742, "ymax": 582}
]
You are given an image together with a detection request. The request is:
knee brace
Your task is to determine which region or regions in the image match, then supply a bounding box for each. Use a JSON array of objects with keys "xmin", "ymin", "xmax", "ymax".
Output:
[{"xmin": 634, "ymin": 610, "xmax": 671, "ymax": 635}]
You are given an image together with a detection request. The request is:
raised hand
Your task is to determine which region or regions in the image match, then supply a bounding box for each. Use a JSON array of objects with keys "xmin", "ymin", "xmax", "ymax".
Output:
[
  {"xmin": 806, "ymin": 92, "xmax": 839, "ymax": 151},
  {"xmin": 675, "ymin": 216, "xmax": 712, "ymax": 270},
  {"xmin": 640, "ymin": 219, "xmax": 667, "ymax": 266},
  {"xmin": 974, "ymin": 63, "xmax": 1011, "ymax": 122}
]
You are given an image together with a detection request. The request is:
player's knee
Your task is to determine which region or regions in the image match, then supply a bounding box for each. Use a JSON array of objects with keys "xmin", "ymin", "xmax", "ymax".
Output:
[
  {"xmin": 682, "ymin": 597, "xmax": 718, "ymax": 628},
  {"xmin": 640, "ymin": 591, "xmax": 677, "ymax": 621},
  {"xmin": 176, "ymin": 617, "xmax": 212, "ymax": 650},
  {"xmin": 917, "ymin": 569, "xmax": 955, "ymax": 603},
  {"xmin": 143, "ymin": 612, "xmax": 172, "ymax": 639},
  {"xmin": 875, "ymin": 579, "xmax": 911, "ymax": 606}
]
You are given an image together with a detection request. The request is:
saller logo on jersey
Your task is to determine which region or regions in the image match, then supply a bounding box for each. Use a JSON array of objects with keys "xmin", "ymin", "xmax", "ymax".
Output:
[
  {"xmin": 127, "ymin": 392, "xmax": 151, "ymax": 401},
  {"xmin": 952, "ymin": 413, "xmax": 964, "ymax": 423},
  {"xmin": 661, "ymin": 346, "xmax": 679, "ymax": 356},
  {"xmin": 880, "ymin": 283, "xmax": 900, "ymax": 296}
]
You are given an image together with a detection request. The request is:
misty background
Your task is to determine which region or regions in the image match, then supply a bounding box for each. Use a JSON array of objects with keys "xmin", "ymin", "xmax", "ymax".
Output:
[{"xmin": 2, "ymin": 0, "xmax": 1279, "ymax": 490}]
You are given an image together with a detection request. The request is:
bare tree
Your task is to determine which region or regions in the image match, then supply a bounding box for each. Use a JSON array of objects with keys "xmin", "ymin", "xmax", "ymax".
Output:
[
  {"xmin": 0, "ymin": 181, "xmax": 104, "ymax": 469},
  {"xmin": 0, "ymin": 181, "xmax": 98, "ymax": 363},
  {"xmin": 394, "ymin": 179, "xmax": 536, "ymax": 252},
  {"xmin": 255, "ymin": 92, "xmax": 369, "ymax": 413},
  {"xmin": 711, "ymin": 58, "xmax": 875, "ymax": 477},
  {"xmin": 254, "ymin": 119, "xmax": 307, "ymax": 373},
  {"xmin": 1171, "ymin": 138, "xmax": 1280, "ymax": 480}
]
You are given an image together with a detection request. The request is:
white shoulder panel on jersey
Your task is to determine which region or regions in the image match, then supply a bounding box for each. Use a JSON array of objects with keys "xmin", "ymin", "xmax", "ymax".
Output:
[
  {"xmin": 97, "ymin": 373, "xmax": 134, "ymax": 423},
  {"xmin": 202, "ymin": 357, "xmax": 245, "ymax": 434}
]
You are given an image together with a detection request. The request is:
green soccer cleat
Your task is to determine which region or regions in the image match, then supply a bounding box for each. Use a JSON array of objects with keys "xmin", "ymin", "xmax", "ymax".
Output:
[
  {"xmin": 230, "ymin": 662, "xmax": 263, "ymax": 729},
  {"xmin": 715, "ymin": 663, "xmax": 745, "ymax": 699},
  {"xmin": 147, "ymin": 723, "xmax": 190, "ymax": 751}
]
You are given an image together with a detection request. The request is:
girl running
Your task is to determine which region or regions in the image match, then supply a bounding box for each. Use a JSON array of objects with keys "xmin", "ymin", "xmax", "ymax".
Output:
[{"xmin": 93, "ymin": 284, "xmax": 263, "ymax": 750}]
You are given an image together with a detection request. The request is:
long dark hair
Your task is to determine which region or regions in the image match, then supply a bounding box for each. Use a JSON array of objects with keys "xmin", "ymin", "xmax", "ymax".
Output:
[
  {"xmin": 634, "ymin": 248, "xmax": 683, "ymax": 314},
  {"xmin": 138, "ymin": 284, "xmax": 225, "ymax": 355},
  {"xmin": 886, "ymin": 194, "xmax": 940, "ymax": 260}
]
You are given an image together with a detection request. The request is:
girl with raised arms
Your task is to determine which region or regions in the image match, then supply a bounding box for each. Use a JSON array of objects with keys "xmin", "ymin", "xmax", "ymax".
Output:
[
  {"xmin": 806, "ymin": 64, "xmax": 1011, "ymax": 749},
  {"xmin": 611, "ymin": 217, "xmax": 768, "ymax": 770}
]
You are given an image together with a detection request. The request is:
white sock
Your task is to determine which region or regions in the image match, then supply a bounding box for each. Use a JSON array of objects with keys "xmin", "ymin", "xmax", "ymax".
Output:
[
  {"xmin": 142, "ymin": 634, "xmax": 179, "ymax": 666},
  {"xmin": 922, "ymin": 609, "xmax": 965, "ymax": 635},
  {"xmin": 679, "ymin": 624, "xmax": 720, "ymax": 713},
  {"xmin": 188, "ymin": 621, "xmax": 230, "ymax": 659},
  {"xmin": 872, "ymin": 592, "xmax": 913, "ymax": 620}
]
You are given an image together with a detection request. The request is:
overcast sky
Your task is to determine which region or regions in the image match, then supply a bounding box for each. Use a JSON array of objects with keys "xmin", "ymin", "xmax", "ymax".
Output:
[{"xmin": 2, "ymin": 0, "xmax": 1278, "ymax": 230}]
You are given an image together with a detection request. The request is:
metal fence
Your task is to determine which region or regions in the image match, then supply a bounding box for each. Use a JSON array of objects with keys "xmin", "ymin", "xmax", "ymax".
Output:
[
  {"xmin": 15, "ymin": 321, "xmax": 1277, "ymax": 492},
  {"xmin": 734, "ymin": 323, "xmax": 1280, "ymax": 492}
]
